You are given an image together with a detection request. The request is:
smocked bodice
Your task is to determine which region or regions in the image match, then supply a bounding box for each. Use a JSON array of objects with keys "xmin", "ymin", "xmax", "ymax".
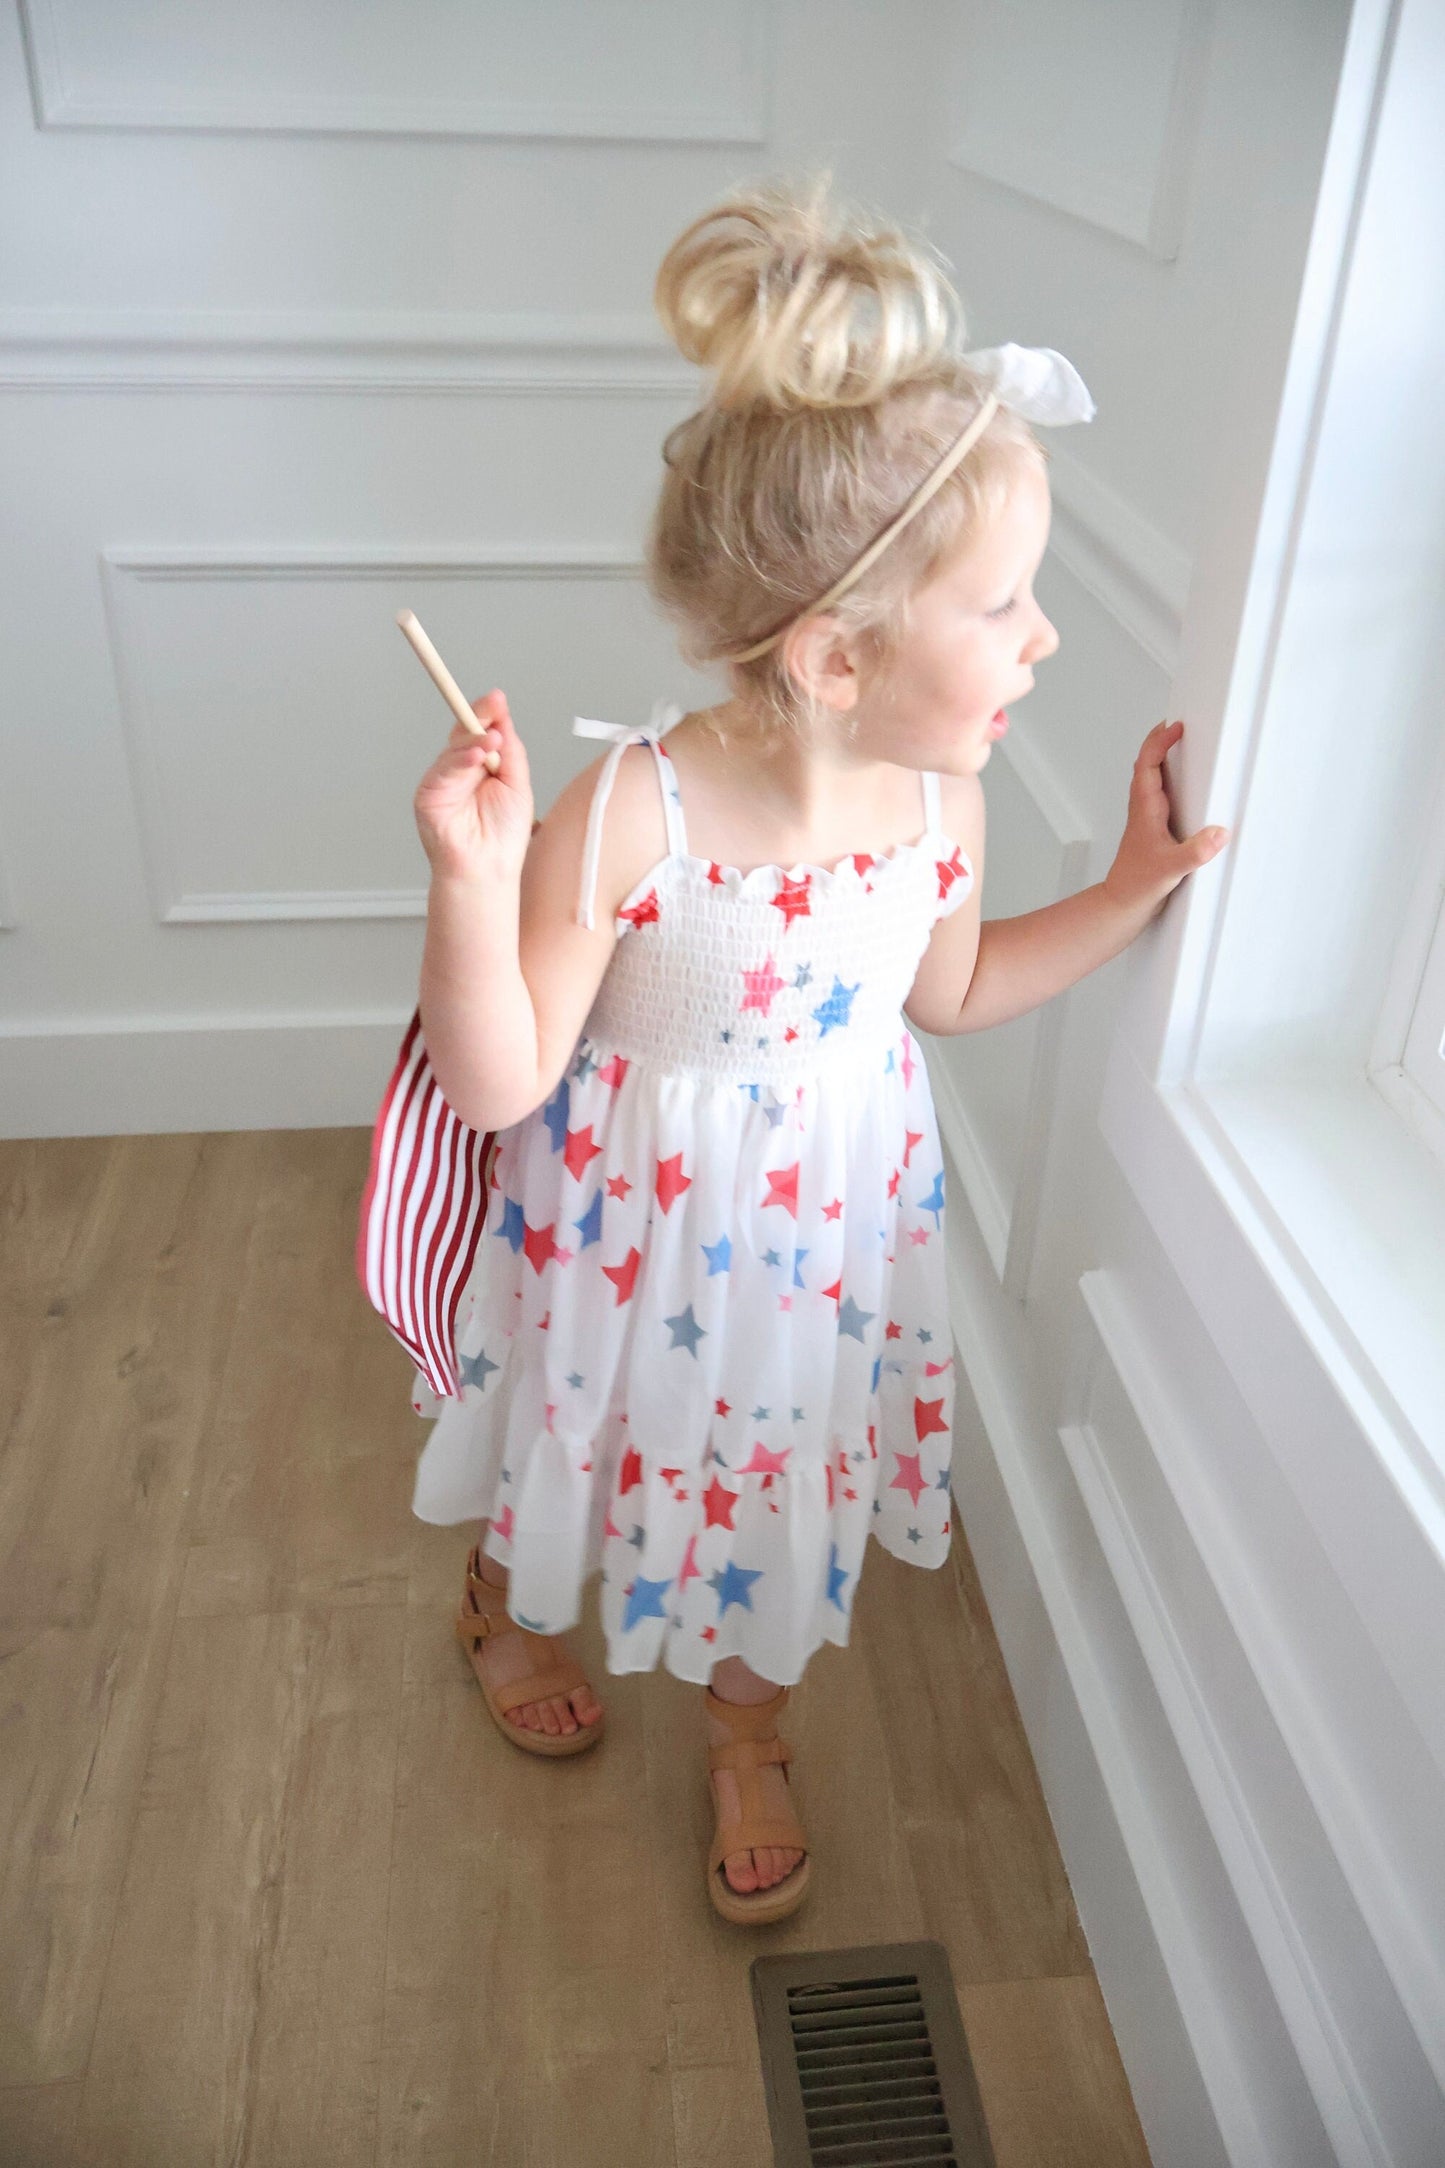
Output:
[{"xmin": 572, "ymin": 713, "xmax": 975, "ymax": 1089}]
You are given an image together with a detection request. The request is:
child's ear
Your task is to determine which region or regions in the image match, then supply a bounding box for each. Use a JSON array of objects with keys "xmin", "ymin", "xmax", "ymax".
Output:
[{"xmin": 781, "ymin": 612, "xmax": 860, "ymax": 715}]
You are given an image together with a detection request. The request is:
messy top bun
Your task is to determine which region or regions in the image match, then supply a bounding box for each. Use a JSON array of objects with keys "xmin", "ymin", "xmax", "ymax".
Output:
[
  {"xmin": 654, "ymin": 172, "xmax": 961, "ymax": 411},
  {"xmin": 645, "ymin": 172, "xmax": 1045, "ymax": 738}
]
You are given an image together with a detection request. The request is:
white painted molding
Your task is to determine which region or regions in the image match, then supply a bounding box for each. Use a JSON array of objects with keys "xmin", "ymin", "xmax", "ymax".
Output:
[
  {"xmin": 1098, "ymin": 1034, "xmax": 1445, "ymax": 1779},
  {"xmin": 1047, "ymin": 438, "xmax": 1190, "ymax": 676},
  {"xmin": 1070, "ymin": 1270, "xmax": 1444, "ymax": 2156},
  {"xmin": 0, "ymin": 1010, "xmax": 411, "ymax": 1138},
  {"xmin": 98, "ymin": 544, "xmax": 642, "ymax": 925},
  {"xmin": 927, "ymin": 715, "xmax": 1091, "ymax": 1296},
  {"xmin": 0, "ymin": 308, "xmax": 697, "ymax": 393},
  {"xmin": 941, "ymin": 1226, "xmax": 1274, "ymax": 2165},
  {"xmin": 19, "ymin": 0, "xmax": 772, "ymax": 143},
  {"xmin": 946, "ymin": 0, "xmax": 1213, "ymax": 260}
]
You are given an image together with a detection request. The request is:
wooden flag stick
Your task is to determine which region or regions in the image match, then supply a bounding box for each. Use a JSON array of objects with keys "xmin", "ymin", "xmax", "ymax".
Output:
[{"xmin": 396, "ymin": 609, "xmax": 501, "ymax": 771}]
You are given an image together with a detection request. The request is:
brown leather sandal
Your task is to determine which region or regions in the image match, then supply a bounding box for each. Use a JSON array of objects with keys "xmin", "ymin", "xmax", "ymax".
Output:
[
  {"xmin": 455, "ymin": 1544, "xmax": 604, "ymax": 1758},
  {"xmin": 705, "ymin": 1684, "xmax": 811, "ymax": 1924}
]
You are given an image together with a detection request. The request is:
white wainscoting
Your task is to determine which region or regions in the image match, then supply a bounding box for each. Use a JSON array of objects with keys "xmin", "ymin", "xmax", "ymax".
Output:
[
  {"xmin": 99, "ymin": 544, "xmax": 649, "ymax": 924},
  {"xmin": 0, "ymin": 309, "xmax": 695, "ymax": 392},
  {"xmin": 1066, "ymin": 1270, "xmax": 1445, "ymax": 2163},
  {"xmin": 945, "ymin": 0, "xmax": 1213, "ymax": 259},
  {"xmin": 19, "ymin": 0, "xmax": 774, "ymax": 143},
  {"xmin": 924, "ymin": 722, "xmax": 1090, "ymax": 1300}
]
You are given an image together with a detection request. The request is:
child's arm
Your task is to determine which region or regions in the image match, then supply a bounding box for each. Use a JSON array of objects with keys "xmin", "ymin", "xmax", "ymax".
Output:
[
  {"xmin": 415, "ymin": 697, "xmax": 655, "ymax": 1132},
  {"xmin": 958, "ymin": 721, "xmax": 1229, "ymax": 1033}
]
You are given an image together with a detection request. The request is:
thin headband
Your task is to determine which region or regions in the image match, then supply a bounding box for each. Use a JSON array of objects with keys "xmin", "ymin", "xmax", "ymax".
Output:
[{"xmin": 716, "ymin": 343, "xmax": 1096, "ymax": 667}]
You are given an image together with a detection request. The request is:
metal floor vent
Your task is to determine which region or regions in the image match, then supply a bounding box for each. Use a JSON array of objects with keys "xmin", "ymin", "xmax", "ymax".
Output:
[{"xmin": 751, "ymin": 1941, "xmax": 996, "ymax": 2167}]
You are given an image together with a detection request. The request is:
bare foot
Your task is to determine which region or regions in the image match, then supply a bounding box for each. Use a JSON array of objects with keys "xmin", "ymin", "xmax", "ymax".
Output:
[
  {"xmin": 706, "ymin": 1674, "xmax": 806, "ymax": 1896},
  {"xmin": 463, "ymin": 1547, "xmax": 603, "ymax": 1738}
]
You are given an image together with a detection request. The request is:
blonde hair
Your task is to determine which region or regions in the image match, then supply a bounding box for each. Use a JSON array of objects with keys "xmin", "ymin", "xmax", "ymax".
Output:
[{"xmin": 645, "ymin": 172, "xmax": 1047, "ymax": 744}]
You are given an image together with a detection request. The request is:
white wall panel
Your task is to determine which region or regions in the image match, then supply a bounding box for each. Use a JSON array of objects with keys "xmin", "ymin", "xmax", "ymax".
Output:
[
  {"xmin": 945, "ymin": 0, "xmax": 1213, "ymax": 256},
  {"xmin": 928, "ymin": 721, "xmax": 1090, "ymax": 1295},
  {"xmin": 21, "ymin": 0, "xmax": 773, "ymax": 142},
  {"xmin": 100, "ymin": 546, "xmax": 650, "ymax": 922}
]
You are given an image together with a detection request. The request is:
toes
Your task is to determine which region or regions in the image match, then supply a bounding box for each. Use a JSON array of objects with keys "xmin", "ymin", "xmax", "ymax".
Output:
[
  {"xmin": 570, "ymin": 1689, "xmax": 602, "ymax": 1727},
  {"xmin": 551, "ymin": 1697, "xmax": 578, "ymax": 1735},
  {"xmin": 538, "ymin": 1702, "xmax": 561, "ymax": 1736},
  {"xmin": 725, "ymin": 1851, "xmax": 760, "ymax": 1894}
]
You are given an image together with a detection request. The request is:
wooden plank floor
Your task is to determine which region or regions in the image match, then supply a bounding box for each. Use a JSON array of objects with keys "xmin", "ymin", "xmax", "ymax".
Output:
[{"xmin": 0, "ymin": 1129, "xmax": 1152, "ymax": 2167}]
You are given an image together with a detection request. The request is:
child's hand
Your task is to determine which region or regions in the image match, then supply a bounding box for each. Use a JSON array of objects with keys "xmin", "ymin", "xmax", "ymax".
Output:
[
  {"xmin": 413, "ymin": 689, "xmax": 535, "ymax": 884},
  {"xmin": 1103, "ymin": 721, "xmax": 1230, "ymax": 917}
]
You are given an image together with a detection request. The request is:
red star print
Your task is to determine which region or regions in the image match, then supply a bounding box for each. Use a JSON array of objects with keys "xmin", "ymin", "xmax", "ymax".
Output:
[
  {"xmin": 619, "ymin": 887, "xmax": 661, "ymax": 929},
  {"xmin": 821, "ymin": 1195, "xmax": 844, "ymax": 1220},
  {"xmin": 890, "ymin": 1451, "xmax": 927, "ymax": 1508},
  {"xmin": 885, "ymin": 1319, "xmax": 902, "ymax": 1340},
  {"xmin": 619, "ymin": 1446, "xmax": 643, "ymax": 1493},
  {"xmin": 761, "ymin": 1162, "xmax": 800, "ymax": 1217},
  {"xmin": 660, "ymin": 1467, "xmax": 682, "ymax": 1486},
  {"xmin": 902, "ymin": 1128, "xmax": 925, "ymax": 1168},
  {"xmin": 887, "ymin": 1166, "xmax": 901, "ymax": 1199},
  {"xmin": 741, "ymin": 953, "xmax": 787, "ymax": 1017},
  {"xmin": 706, "ymin": 860, "xmax": 727, "ymax": 885},
  {"xmin": 820, "ymin": 1276, "xmax": 842, "ymax": 1307},
  {"xmin": 737, "ymin": 1442, "xmax": 790, "ymax": 1476},
  {"xmin": 701, "ymin": 1625, "xmax": 717, "ymax": 1643},
  {"xmin": 601, "ymin": 1246, "xmax": 641, "ymax": 1304},
  {"xmin": 850, "ymin": 852, "xmax": 875, "ymax": 875},
  {"xmin": 784, "ymin": 1026, "xmax": 800, "ymax": 1043},
  {"xmin": 703, "ymin": 1476, "xmax": 739, "ymax": 1529},
  {"xmin": 769, "ymin": 872, "xmax": 812, "ymax": 927},
  {"xmin": 606, "ymin": 1172, "xmax": 632, "ymax": 1200},
  {"xmin": 562, "ymin": 1122, "xmax": 603, "ymax": 1181},
  {"xmin": 598, "ymin": 1054, "xmax": 629, "ymax": 1089},
  {"xmin": 714, "ymin": 1398, "xmax": 731, "ymax": 1418},
  {"xmin": 678, "ymin": 1535, "xmax": 702, "ymax": 1587},
  {"xmin": 522, "ymin": 1220, "xmax": 557, "ymax": 1275},
  {"xmin": 603, "ymin": 1509, "xmax": 624, "ymax": 1540},
  {"xmin": 493, "ymin": 1504, "xmax": 515, "ymax": 1543},
  {"xmin": 925, "ymin": 1358, "xmax": 953, "ymax": 1378},
  {"xmin": 655, "ymin": 1151, "xmax": 692, "ymax": 1213},
  {"xmin": 914, "ymin": 1395, "xmax": 950, "ymax": 1443},
  {"xmin": 935, "ymin": 845, "xmax": 970, "ymax": 904}
]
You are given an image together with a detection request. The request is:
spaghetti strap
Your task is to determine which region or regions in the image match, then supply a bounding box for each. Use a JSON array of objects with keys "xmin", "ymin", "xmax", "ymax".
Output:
[
  {"xmin": 571, "ymin": 704, "xmax": 688, "ymax": 930},
  {"xmin": 921, "ymin": 769, "xmax": 941, "ymax": 833}
]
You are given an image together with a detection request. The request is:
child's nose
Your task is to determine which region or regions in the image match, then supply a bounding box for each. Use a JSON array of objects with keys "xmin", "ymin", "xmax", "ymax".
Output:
[{"xmin": 1027, "ymin": 610, "xmax": 1060, "ymax": 662}]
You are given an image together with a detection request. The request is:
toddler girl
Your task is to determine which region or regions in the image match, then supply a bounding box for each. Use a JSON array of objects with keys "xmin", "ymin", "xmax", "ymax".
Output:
[{"xmin": 404, "ymin": 175, "xmax": 1227, "ymax": 1924}]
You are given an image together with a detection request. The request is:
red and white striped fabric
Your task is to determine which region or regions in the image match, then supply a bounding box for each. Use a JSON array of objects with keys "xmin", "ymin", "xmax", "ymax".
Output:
[{"xmin": 356, "ymin": 1008, "xmax": 497, "ymax": 1400}]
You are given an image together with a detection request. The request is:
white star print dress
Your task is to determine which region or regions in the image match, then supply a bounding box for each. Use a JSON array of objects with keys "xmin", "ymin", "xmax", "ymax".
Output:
[{"xmin": 409, "ymin": 704, "xmax": 975, "ymax": 1686}]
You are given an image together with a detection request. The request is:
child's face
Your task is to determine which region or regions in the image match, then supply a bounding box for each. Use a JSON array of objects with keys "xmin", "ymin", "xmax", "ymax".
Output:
[{"xmin": 863, "ymin": 459, "xmax": 1059, "ymax": 775}]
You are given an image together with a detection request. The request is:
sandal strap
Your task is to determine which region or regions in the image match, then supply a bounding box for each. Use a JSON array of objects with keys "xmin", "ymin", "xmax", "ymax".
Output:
[
  {"xmin": 708, "ymin": 1735, "xmax": 792, "ymax": 1776},
  {"xmin": 455, "ymin": 1604, "xmax": 519, "ymax": 1645},
  {"xmin": 705, "ymin": 1687, "xmax": 807, "ymax": 1864},
  {"xmin": 491, "ymin": 1658, "xmax": 588, "ymax": 1717},
  {"xmin": 703, "ymin": 1684, "xmax": 789, "ymax": 1739}
]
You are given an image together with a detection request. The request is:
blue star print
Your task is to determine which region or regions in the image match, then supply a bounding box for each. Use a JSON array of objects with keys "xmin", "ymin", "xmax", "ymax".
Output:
[
  {"xmin": 496, "ymin": 1197, "xmax": 525, "ymax": 1253},
  {"xmin": 709, "ymin": 1561, "xmax": 763, "ymax": 1615},
  {"xmin": 837, "ymin": 1294, "xmax": 875, "ymax": 1342},
  {"xmin": 459, "ymin": 1346, "xmax": 500, "ymax": 1392},
  {"xmin": 919, "ymin": 1170, "xmax": 946, "ymax": 1226},
  {"xmin": 812, "ymin": 975, "xmax": 860, "ymax": 1036},
  {"xmin": 792, "ymin": 1246, "xmax": 809, "ymax": 1289},
  {"xmin": 664, "ymin": 1303, "xmax": 707, "ymax": 1356},
  {"xmin": 702, "ymin": 1233, "xmax": 732, "ymax": 1275},
  {"xmin": 623, "ymin": 1574, "xmax": 672, "ymax": 1630},
  {"xmin": 826, "ymin": 1543, "xmax": 850, "ymax": 1612},
  {"xmin": 542, "ymin": 1079, "xmax": 570, "ymax": 1152},
  {"xmin": 573, "ymin": 1190, "xmax": 603, "ymax": 1249}
]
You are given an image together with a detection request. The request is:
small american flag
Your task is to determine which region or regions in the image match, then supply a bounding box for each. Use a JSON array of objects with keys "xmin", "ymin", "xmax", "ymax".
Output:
[{"xmin": 355, "ymin": 1007, "xmax": 498, "ymax": 1401}]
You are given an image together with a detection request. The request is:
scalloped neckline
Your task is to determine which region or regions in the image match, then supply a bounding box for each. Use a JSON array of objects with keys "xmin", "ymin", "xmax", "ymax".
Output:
[{"xmin": 613, "ymin": 824, "xmax": 968, "ymax": 923}]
